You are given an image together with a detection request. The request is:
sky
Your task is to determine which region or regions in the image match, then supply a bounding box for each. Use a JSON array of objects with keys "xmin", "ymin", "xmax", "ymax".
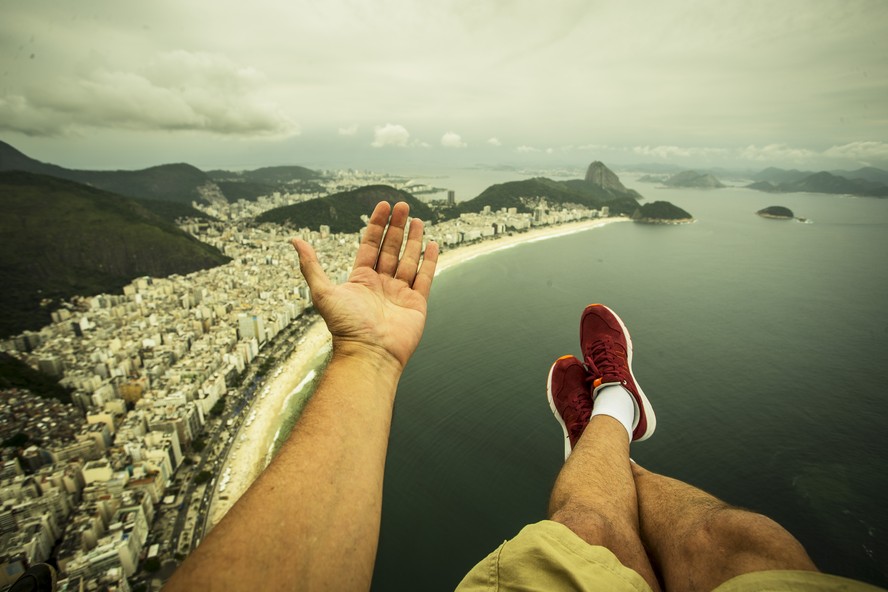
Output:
[{"xmin": 2, "ymin": 0, "xmax": 887, "ymax": 173}]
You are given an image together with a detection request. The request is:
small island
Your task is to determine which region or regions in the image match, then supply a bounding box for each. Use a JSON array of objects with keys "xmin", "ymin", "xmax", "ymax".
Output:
[
  {"xmin": 664, "ymin": 170, "xmax": 725, "ymax": 189},
  {"xmin": 632, "ymin": 201, "xmax": 694, "ymax": 224},
  {"xmin": 756, "ymin": 205, "xmax": 794, "ymax": 220}
]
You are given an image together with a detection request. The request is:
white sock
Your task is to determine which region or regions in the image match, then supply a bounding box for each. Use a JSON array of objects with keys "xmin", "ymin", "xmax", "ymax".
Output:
[{"xmin": 590, "ymin": 385, "xmax": 636, "ymax": 441}]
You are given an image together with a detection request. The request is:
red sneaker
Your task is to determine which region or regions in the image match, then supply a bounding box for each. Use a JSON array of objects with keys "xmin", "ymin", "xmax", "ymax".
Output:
[
  {"xmin": 580, "ymin": 304, "xmax": 656, "ymax": 441},
  {"xmin": 547, "ymin": 355, "xmax": 593, "ymax": 459}
]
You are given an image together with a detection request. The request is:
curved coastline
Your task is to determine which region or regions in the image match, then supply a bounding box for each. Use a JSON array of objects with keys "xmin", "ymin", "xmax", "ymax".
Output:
[{"xmin": 205, "ymin": 216, "xmax": 628, "ymax": 530}]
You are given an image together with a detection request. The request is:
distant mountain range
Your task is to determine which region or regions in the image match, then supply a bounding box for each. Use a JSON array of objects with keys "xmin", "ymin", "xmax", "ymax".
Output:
[
  {"xmin": 747, "ymin": 168, "xmax": 888, "ymax": 197},
  {"xmin": 0, "ymin": 171, "xmax": 231, "ymax": 337},
  {"xmin": 753, "ymin": 166, "xmax": 888, "ymax": 186},
  {"xmin": 207, "ymin": 166, "xmax": 326, "ymax": 201},
  {"xmin": 0, "ymin": 140, "xmax": 325, "ymax": 206}
]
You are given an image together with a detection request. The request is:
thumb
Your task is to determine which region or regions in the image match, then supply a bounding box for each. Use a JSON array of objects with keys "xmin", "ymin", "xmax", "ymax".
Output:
[{"xmin": 291, "ymin": 238, "xmax": 332, "ymax": 295}]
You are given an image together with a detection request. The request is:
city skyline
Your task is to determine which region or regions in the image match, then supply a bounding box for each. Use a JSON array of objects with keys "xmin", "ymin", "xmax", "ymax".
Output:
[{"xmin": 2, "ymin": 0, "xmax": 887, "ymax": 172}]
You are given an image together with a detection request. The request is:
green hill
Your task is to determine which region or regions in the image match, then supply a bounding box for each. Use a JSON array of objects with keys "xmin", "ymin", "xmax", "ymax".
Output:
[
  {"xmin": 73, "ymin": 163, "xmax": 215, "ymax": 203},
  {"xmin": 458, "ymin": 175, "xmax": 641, "ymax": 216},
  {"xmin": 209, "ymin": 165, "xmax": 326, "ymax": 202},
  {"xmin": 0, "ymin": 172, "xmax": 231, "ymax": 337},
  {"xmin": 256, "ymin": 185, "xmax": 433, "ymax": 233},
  {"xmin": 240, "ymin": 165, "xmax": 321, "ymax": 183},
  {"xmin": 458, "ymin": 178, "xmax": 586, "ymax": 213}
]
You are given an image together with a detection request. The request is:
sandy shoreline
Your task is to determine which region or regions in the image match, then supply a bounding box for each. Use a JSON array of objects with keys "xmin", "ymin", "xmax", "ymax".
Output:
[
  {"xmin": 205, "ymin": 216, "xmax": 627, "ymax": 530},
  {"xmin": 206, "ymin": 321, "xmax": 332, "ymax": 530},
  {"xmin": 435, "ymin": 217, "xmax": 628, "ymax": 273}
]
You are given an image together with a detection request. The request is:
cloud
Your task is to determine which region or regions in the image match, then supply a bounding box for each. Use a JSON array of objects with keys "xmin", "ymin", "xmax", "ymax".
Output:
[
  {"xmin": 632, "ymin": 145, "xmax": 730, "ymax": 159},
  {"xmin": 338, "ymin": 124, "xmax": 358, "ymax": 136},
  {"xmin": 739, "ymin": 144, "xmax": 817, "ymax": 163},
  {"xmin": 823, "ymin": 141, "xmax": 888, "ymax": 164},
  {"xmin": 487, "ymin": 137, "xmax": 502, "ymax": 146},
  {"xmin": 516, "ymin": 145, "xmax": 540, "ymax": 153},
  {"xmin": 440, "ymin": 131, "xmax": 467, "ymax": 148},
  {"xmin": 371, "ymin": 123, "xmax": 410, "ymax": 148},
  {"xmin": 0, "ymin": 50, "xmax": 295, "ymax": 137}
]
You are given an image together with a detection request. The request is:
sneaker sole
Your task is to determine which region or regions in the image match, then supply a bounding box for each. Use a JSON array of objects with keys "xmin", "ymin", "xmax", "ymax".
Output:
[
  {"xmin": 585, "ymin": 304, "xmax": 657, "ymax": 441},
  {"xmin": 546, "ymin": 355, "xmax": 576, "ymax": 460}
]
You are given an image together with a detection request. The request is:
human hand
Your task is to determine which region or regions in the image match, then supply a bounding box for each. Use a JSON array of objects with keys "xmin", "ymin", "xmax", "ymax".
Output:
[{"xmin": 291, "ymin": 201, "xmax": 439, "ymax": 371}]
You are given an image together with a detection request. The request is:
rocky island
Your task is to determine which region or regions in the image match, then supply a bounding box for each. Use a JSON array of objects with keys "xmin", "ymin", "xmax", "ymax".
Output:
[
  {"xmin": 664, "ymin": 170, "xmax": 725, "ymax": 189},
  {"xmin": 756, "ymin": 206, "xmax": 795, "ymax": 220},
  {"xmin": 632, "ymin": 201, "xmax": 694, "ymax": 224}
]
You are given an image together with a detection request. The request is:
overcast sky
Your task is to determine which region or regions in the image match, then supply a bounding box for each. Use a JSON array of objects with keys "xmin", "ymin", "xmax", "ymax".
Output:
[{"xmin": 2, "ymin": 0, "xmax": 887, "ymax": 172}]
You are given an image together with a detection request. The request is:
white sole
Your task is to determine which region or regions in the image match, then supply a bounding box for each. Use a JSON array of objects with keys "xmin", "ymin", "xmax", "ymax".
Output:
[{"xmin": 546, "ymin": 360, "xmax": 574, "ymax": 460}]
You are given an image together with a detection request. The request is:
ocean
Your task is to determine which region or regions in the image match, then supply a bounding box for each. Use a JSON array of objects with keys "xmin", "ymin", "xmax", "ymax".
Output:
[{"xmin": 370, "ymin": 176, "xmax": 888, "ymax": 589}]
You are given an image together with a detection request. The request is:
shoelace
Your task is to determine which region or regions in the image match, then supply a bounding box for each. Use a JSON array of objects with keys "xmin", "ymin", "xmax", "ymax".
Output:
[
  {"xmin": 568, "ymin": 393, "xmax": 593, "ymax": 440},
  {"xmin": 584, "ymin": 337, "xmax": 629, "ymax": 388}
]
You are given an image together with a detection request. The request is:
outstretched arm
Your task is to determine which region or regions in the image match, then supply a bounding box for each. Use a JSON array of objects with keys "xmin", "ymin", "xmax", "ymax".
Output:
[{"xmin": 165, "ymin": 202, "xmax": 438, "ymax": 591}]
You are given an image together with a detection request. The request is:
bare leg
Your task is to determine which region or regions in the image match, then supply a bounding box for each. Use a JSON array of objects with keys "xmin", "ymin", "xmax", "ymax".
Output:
[
  {"xmin": 631, "ymin": 463, "xmax": 817, "ymax": 592},
  {"xmin": 548, "ymin": 416, "xmax": 661, "ymax": 591}
]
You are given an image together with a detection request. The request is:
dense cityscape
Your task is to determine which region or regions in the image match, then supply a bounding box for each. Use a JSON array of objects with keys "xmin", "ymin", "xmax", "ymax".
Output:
[{"xmin": 0, "ymin": 170, "xmax": 607, "ymax": 591}]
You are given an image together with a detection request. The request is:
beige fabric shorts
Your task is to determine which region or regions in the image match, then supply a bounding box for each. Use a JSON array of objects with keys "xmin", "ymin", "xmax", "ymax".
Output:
[{"xmin": 455, "ymin": 520, "xmax": 883, "ymax": 592}]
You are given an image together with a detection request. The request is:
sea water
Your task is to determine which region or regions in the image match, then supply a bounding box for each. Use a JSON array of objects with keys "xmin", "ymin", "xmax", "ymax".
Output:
[{"xmin": 372, "ymin": 180, "xmax": 888, "ymax": 589}]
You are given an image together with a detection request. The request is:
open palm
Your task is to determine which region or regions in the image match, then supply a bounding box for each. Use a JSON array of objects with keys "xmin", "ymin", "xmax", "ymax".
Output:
[{"xmin": 292, "ymin": 202, "xmax": 438, "ymax": 370}]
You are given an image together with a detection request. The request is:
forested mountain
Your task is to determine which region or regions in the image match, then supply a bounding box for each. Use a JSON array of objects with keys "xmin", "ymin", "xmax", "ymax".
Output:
[{"xmin": 0, "ymin": 172, "xmax": 230, "ymax": 336}]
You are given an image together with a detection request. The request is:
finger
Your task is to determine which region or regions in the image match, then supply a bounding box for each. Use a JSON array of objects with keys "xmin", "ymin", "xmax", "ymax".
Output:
[
  {"xmin": 394, "ymin": 218, "xmax": 424, "ymax": 284},
  {"xmin": 291, "ymin": 238, "xmax": 332, "ymax": 296},
  {"xmin": 353, "ymin": 201, "xmax": 392, "ymax": 271},
  {"xmin": 375, "ymin": 201, "xmax": 410, "ymax": 276},
  {"xmin": 412, "ymin": 241, "xmax": 439, "ymax": 300}
]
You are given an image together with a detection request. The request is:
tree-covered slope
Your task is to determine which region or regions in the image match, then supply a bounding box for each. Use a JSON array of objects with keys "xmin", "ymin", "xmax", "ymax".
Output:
[
  {"xmin": 458, "ymin": 176, "xmax": 641, "ymax": 216},
  {"xmin": 632, "ymin": 201, "xmax": 693, "ymax": 222},
  {"xmin": 257, "ymin": 185, "xmax": 433, "ymax": 233},
  {"xmin": 0, "ymin": 172, "xmax": 231, "ymax": 337}
]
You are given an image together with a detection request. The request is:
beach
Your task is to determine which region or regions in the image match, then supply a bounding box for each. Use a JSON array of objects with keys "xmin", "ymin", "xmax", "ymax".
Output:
[
  {"xmin": 434, "ymin": 217, "xmax": 629, "ymax": 273},
  {"xmin": 206, "ymin": 320, "xmax": 332, "ymax": 530},
  {"xmin": 205, "ymin": 216, "xmax": 627, "ymax": 530}
]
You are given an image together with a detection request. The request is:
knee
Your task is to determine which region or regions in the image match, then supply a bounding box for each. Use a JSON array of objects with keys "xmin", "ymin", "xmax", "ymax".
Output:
[
  {"xmin": 549, "ymin": 506, "xmax": 629, "ymax": 551},
  {"xmin": 685, "ymin": 507, "xmax": 816, "ymax": 571}
]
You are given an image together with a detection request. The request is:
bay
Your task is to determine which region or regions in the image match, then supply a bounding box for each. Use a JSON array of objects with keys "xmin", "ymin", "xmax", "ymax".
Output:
[{"xmin": 372, "ymin": 179, "xmax": 888, "ymax": 589}]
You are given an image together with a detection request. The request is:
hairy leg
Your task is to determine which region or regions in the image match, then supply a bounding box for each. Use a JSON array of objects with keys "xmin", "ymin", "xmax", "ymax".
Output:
[
  {"xmin": 548, "ymin": 416, "xmax": 661, "ymax": 591},
  {"xmin": 632, "ymin": 463, "xmax": 816, "ymax": 592}
]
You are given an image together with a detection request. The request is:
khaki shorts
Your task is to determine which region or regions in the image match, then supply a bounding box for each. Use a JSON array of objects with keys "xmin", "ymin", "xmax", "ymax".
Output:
[{"xmin": 456, "ymin": 520, "xmax": 883, "ymax": 592}]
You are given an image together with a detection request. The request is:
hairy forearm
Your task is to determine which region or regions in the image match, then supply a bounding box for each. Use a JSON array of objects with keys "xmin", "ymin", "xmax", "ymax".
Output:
[{"xmin": 165, "ymin": 349, "xmax": 401, "ymax": 592}]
